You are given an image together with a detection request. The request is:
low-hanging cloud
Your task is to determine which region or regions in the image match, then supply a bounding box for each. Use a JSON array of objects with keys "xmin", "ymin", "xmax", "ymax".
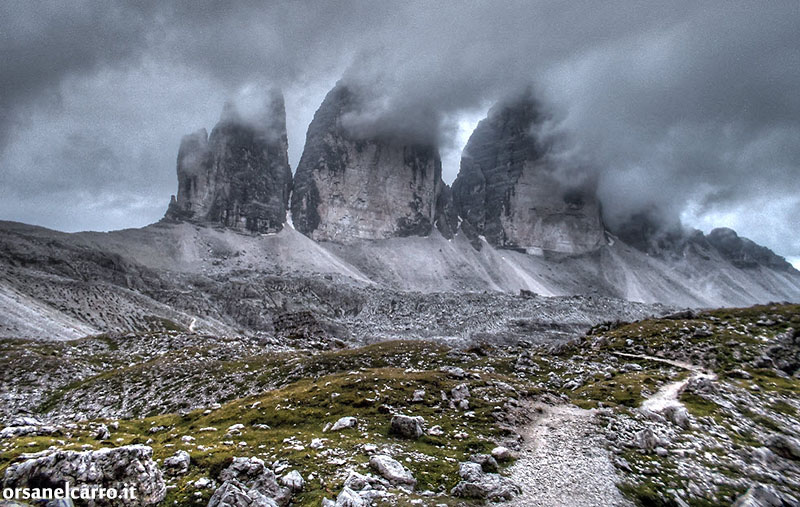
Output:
[{"xmin": 0, "ymin": 0, "xmax": 798, "ymax": 263}]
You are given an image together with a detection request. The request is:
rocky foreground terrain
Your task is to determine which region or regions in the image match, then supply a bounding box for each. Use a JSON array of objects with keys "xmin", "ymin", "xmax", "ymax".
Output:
[{"xmin": 1, "ymin": 303, "xmax": 798, "ymax": 506}]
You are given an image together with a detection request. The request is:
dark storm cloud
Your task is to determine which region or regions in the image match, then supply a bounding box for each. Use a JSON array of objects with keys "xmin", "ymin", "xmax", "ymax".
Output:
[{"xmin": 0, "ymin": 1, "xmax": 798, "ymax": 263}]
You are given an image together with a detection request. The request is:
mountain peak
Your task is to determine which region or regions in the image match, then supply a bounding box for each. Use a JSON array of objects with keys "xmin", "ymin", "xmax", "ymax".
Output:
[
  {"xmin": 452, "ymin": 92, "xmax": 605, "ymax": 254},
  {"xmin": 290, "ymin": 84, "xmax": 455, "ymax": 242},
  {"xmin": 164, "ymin": 91, "xmax": 292, "ymax": 233}
]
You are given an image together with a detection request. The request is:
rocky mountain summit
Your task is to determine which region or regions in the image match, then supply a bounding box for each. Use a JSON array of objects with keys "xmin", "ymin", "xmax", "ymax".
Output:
[
  {"xmin": 290, "ymin": 84, "xmax": 456, "ymax": 242},
  {"xmin": 612, "ymin": 212, "xmax": 795, "ymax": 272},
  {"xmin": 452, "ymin": 91, "xmax": 606, "ymax": 254},
  {"xmin": 144, "ymin": 85, "xmax": 800, "ymax": 310},
  {"xmin": 165, "ymin": 90, "xmax": 292, "ymax": 234}
]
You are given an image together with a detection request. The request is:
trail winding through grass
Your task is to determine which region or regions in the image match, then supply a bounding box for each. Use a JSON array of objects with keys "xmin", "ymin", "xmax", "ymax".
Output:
[{"xmin": 505, "ymin": 353, "xmax": 715, "ymax": 505}]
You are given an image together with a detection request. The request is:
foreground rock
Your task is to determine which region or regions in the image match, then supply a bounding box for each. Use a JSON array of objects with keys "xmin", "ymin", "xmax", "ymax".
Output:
[
  {"xmin": 163, "ymin": 450, "xmax": 191, "ymax": 476},
  {"xmin": 325, "ymin": 416, "xmax": 358, "ymax": 432},
  {"xmin": 322, "ymin": 486, "xmax": 365, "ymax": 507},
  {"xmin": 369, "ymin": 454, "xmax": 416, "ymax": 488},
  {"xmin": 451, "ymin": 461, "xmax": 520, "ymax": 501},
  {"xmin": 491, "ymin": 446, "xmax": 513, "ymax": 462},
  {"xmin": 208, "ymin": 480, "xmax": 278, "ymax": 507},
  {"xmin": 733, "ymin": 484, "xmax": 799, "ymax": 506},
  {"xmin": 0, "ymin": 417, "xmax": 59, "ymax": 439},
  {"xmin": 279, "ymin": 470, "xmax": 304, "ymax": 492},
  {"xmin": 213, "ymin": 457, "xmax": 291, "ymax": 506},
  {"xmin": 766, "ymin": 434, "xmax": 800, "ymax": 461},
  {"xmin": 1, "ymin": 445, "xmax": 166, "ymax": 506},
  {"xmin": 389, "ymin": 414, "xmax": 425, "ymax": 439}
]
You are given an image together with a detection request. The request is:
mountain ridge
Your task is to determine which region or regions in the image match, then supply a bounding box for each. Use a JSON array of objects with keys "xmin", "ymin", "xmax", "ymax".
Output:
[{"xmin": 1, "ymin": 87, "xmax": 799, "ymax": 343}]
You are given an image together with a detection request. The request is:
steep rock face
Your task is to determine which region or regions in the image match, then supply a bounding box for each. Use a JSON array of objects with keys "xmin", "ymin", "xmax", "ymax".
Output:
[
  {"xmin": 166, "ymin": 91, "xmax": 292, "ymax": 233},
  {"xmin": 291, "ymin": 85, "xmax": 454, "ymax": 242},
  {"xmin": 611, "ymin": 211, "xmax": 689, "ymax": 258},
  {"xmin": 452, "ymin": 93, "xmax": 605, "ymax": 254}
]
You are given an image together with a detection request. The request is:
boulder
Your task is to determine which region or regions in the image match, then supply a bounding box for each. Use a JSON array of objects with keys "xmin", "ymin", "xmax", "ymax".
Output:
[
  {"xmin": 279, "ymin": 470, "xmax": 304, "ymax": 492},
  {"xmin": 450, "ymin": 462, "xmax": 520, "ymax": 501},
  {"xmin": 9, "ymin": 416, "xmax": 42, "ymax": 427},
  {"xmin": 333, "ymin": 486, "xmax": 365, "ymax": 507},
  {"xmin": 766, "ymin": 434, "xmax": 800, "ymax": 461},
  {"xmin": 0, "ymin": 424, "xmax": 59, "ymax": 439},
  {"xmin": 469, "ymin": 453, "xmax": 499, "ymax": 473},
  {"xmin": 163, "ymin": 450, "xmax": 191, "ymax": 476},
  {"xmin": 1, "ymin": 445, "xmax": 165, "ymax": 506},
  {"xmin": 208, "ymin": 479, "xmax": 278, "ymax": 507},
  {"xmin": 217, "ymin": 457, "xmax": 291, "ymax": 506},
  {"xmin": 427, "ymin": 425, "xmax": 444, "ymax": 436},
  {"xmin": 389, "ymin": 414, "xmax": 425, "ymax": 439},
  {"xmin": 339, "ymin": 487, "xmax": 366, "ymax": 507},
  {"xmin": 326, "ymin": 417, "xmax": 358, "ymax": 432},
  {"xmin": 440, "ymin": 366, "xmax": 466, "ymax": 379},
  {"xmin": 342, "ymin": 470, "xmax": 389, "ymax": 491},
  {"xmin": 369, "ymin": 455, "xmax": 416, "ymax": 487},
  {"xmin": 95, "ymin": 424, "xmax": 111, "ymax": 441},
  {"xmin": 733, "ymin": 484, "xmax": 798, "ymax": 506},
  {"xmin": 635, "ymin": 428, "xmax": 658, "ymax": 451},
  {"xmin": 662, "ymin": 405, "xmax": 691, "ymax": 430},
  {"xmin": 491, "ymin": 446, "xmax": 513, "ymax": 462},
  {"xmin": 342, "ymin": 471, "xmax": 370, "ymax": 491},
  {"xmin": 451, "ymin": 384, "xmax": 470, "ymax": 402}
]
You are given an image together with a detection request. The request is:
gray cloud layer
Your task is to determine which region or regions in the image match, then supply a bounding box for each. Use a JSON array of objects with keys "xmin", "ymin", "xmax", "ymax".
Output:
[{"xmin": 0, "ymin": 1, "xmax": 798, "ymax": 264}]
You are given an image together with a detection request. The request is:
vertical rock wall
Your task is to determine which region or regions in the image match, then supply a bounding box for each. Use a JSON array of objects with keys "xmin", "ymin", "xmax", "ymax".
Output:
[
  {"xmin": 452, "ymin": 93, "xmax": 605, "ymax": 254},
  {"xmin": 166, "ymin": 91, "xmax": 292, "ymax": 234},
  {"xmin": 291, "ymin": 85, "xmax": 454, "ymax": 242}
]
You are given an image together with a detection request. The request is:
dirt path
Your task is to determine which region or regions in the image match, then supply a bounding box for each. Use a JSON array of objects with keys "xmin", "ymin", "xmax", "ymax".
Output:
[
  {"xmin": 504, "ymin": 403, "xmax": 633, "ymax": 507},
  {"xmin": 504, "ymin": 354, "xmax": 715, "ymax": 506},
  {"xmin": 612, "ymin": 352, "xmax": 717, "ymax": 412}
]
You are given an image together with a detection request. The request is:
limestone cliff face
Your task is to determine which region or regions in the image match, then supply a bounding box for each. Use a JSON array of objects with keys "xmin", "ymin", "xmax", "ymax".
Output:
[
  {"xmin": 166, "ymin": 92, "xmax": 292, "ymax": 233},
  {"xmin": 452, "ymin": 94, "xmax": 606, "ymax": 254},
  {"xmin": 291, "ymin": 85, "xmax": 454, "ymax": 242}
]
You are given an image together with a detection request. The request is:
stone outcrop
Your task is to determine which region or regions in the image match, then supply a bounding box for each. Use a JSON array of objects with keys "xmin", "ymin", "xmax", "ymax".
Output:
[
  {"xmin": 165, "ymin": 90, "xmax": 292, "ymax": 233},
  {"xmin": 368, "ymin": 454, "xmax": 416, "ymax": 487},
  {"xmin": 1, "ymin": 445, "xmax": 166, "ymax": 506},
  {"xmin": 452, "ymin": 91, "xmax": 605, "ymax": 254},
  {"xmin": 450, "ymin": 461, "xmax": 520, "ymax": 501},
  {"xmin": 733, "ymin": 484, "xmax": 798, "ymax": 507},
  {"xmin": 291, "ymin": 84, "xmax": 455, "ymax": 242},
  {"xmin": 213, "ymin": 456, "xmax": 291, "ymax": 506},
  {"xmin": 208, "ymin": 480, "xmax": 278, "ymax": 507},
  {"xmin": 389, "ymin": 414, "xmax": 425, "ymax": 439}
]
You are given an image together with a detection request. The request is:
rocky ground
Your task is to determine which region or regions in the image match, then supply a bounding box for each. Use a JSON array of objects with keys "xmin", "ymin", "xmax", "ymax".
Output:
[{"xmin": 0, "ymin": 303, "xmax": 799, "ymax": 506}]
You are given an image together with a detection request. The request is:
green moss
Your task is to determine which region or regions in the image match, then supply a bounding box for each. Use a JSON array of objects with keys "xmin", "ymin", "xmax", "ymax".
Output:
[
  {"xmin": 570, "ymin": 370, "xmax": 675, "ymax": 408},
  {"xmin": 680, "ymin": 391, "xmax": 721, "ymax": 420},
  {"xmin": 770, "ymin": 400, "xmax": 798, "ymax": 416},
  {"xmin": 618, "ymin": 481, "xmax": 679, "ymax": 507}
]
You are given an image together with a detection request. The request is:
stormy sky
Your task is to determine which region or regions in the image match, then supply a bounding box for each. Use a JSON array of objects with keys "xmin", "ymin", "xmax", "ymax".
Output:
[{"xmin": 1, "ymin": 1, "xmax": 798, "ymax": 266}]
